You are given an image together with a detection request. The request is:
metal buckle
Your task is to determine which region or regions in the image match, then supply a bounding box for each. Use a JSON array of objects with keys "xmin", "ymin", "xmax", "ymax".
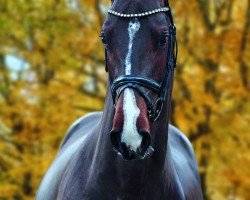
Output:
[
  {"xmin": 153, "ymin": 98, "xmax": 164, "ymax": 121},
  {"xmin": 148, "ymin": 108, "xmax": 155, "ymax": 122}
]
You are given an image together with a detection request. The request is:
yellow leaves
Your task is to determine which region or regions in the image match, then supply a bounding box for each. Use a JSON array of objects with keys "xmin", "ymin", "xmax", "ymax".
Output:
[
  {"xmin": 0, "ymin": 0, "xmax": 249, "ymax": 199},
  {"xmin": 172, "ymin": 0, "xmax": 250, "ymax": 198},
  {"xmin": 0, "ymin": 184, "xmax": 20, "ymax": 199}
]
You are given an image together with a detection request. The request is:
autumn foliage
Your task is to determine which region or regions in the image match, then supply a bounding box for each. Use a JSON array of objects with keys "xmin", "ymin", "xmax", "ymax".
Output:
[{"xmin": 0, "ymin": 0, "xmax": 249, "ymax": 199}]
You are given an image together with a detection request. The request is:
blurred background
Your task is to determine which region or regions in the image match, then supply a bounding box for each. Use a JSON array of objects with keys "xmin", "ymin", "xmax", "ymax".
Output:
[{"xmin": 0, "ymin": 0, "xmax": 249, "ymax": 199}]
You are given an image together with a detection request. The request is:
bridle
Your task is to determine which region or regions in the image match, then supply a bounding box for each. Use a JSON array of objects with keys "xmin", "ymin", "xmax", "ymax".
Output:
[{"xmin": 104, "ymin": 6, "xmax": 178, "ymax": 122}]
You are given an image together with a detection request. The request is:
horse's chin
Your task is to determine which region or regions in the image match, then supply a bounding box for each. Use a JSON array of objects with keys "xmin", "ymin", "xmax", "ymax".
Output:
[{"xmin": 113, "ymin": 145, "xmax": 154, "ymax": 161}]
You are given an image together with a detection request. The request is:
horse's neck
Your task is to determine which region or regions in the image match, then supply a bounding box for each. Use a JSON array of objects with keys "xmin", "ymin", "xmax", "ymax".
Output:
[{"xmin": 91, "ymin": 88, "xmax": 173, "ymax": 188}]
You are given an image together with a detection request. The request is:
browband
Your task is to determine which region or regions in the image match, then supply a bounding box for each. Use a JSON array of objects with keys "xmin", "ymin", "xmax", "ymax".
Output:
[{"xmin": 108, "ymin": 7, "xmax": 170, "ymax": 18}]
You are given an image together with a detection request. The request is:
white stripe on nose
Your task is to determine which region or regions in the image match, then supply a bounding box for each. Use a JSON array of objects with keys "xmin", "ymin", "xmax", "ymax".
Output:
[
  {"xmin": 121, "ymin": 89, "xmax": 142, "ymax": 151},
  {"xmin": 121, "ymin": 20, "xmax": 142, "ymax": 151},
  {"xmin": 125, "ymin": 20, "xmax": 140, "ymax": 75}
]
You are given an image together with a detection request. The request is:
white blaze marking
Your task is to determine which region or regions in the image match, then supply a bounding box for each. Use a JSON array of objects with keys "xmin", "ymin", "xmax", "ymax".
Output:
[
  {"xmin": 121, "ymin": 89, "xmax": 142, "ymax": 151},
  {"xmin": 125, "ymin": 20, "xmax": 141, "ymax": 75},
  {"xmin": 121, "ymin": 20, "xmax": 142, "ymax": 151}
]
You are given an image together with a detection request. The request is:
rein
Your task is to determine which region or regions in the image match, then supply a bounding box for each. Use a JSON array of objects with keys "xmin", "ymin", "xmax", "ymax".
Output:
[{"xmin": 104, "ymin": 6, "xmax": 178, "ymax": 122}]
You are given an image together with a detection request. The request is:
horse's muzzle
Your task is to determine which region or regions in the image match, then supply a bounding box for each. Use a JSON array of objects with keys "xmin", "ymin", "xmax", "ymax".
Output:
[{"xmin": 110, "ymin": 130, "xmax": 153, "ymax": 160}]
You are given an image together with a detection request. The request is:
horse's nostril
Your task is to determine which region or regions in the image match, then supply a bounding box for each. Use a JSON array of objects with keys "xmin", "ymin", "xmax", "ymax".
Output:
[
  {"xmin": 110, "ymin": 130, "xmax": 121, "ymax": 152},
  {"xmin": 139, "ymin": 131, "xmax": 151, "ymax": 153}
]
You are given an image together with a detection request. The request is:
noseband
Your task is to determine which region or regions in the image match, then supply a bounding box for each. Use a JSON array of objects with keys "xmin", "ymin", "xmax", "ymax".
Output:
[{"xmin": 105, "ymin": 6, "xmax": 178, "ymax": 122}]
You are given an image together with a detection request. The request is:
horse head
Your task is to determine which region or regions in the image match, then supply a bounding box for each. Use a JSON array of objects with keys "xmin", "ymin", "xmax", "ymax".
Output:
[{"xmin": 101, "ymin": 0, "xmax": 177, "ymax": 160}]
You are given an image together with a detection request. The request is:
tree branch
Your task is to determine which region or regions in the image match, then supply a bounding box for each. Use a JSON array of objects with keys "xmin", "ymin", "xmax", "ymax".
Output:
[
  {"xmin": 94, "ymin": 0, "xmax": 105, "ymax": 27},
  {"xmin": 73, "ymin": 104, "xmax": 102, "ymax": 112},
  {"xmin": 78, "ymin": 85, "xmax": 106, "ymax": 101},
  {"xmin": 54, "ymin": 78, "xmax": 106, "ymax": 101},
  {"xmin": 196, "ymin": 0, "xmax": 215, "ymax": 30},
  {"xmin": 238, "ymin": 0, "xmax": 250, "ymax": 89}
]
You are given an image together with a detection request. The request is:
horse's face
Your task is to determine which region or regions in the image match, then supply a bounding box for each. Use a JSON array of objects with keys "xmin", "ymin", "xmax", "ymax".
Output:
[{"xmin": 102, "ymin": 0, "xmax": 172, "ymax": 160}]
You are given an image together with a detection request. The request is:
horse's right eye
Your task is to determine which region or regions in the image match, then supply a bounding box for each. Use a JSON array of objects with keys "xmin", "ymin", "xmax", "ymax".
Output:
[{"xmin": 159, "ymin": 31, "xmax": 168, "ymax": 46}]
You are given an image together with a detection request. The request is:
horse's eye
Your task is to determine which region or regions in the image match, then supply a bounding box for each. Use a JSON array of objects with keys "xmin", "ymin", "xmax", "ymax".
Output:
[
  {"xmin": 100, "ymin": 32, "xmax": 108, "ymax": 47},
  {"xmin": 159, "ymin": 31, "xmax": 168, "ymax": 46}
]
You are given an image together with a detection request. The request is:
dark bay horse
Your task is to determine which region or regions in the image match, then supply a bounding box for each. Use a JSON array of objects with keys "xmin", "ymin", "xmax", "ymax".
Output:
[{"xmin": 37, "ymin": 0, "xmax": 203, "ymax": 199}]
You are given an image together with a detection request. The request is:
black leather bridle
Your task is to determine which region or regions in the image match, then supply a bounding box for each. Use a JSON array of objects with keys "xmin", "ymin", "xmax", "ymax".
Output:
[{"xmin": 105, "ymin": 6, "xmax": 178, "ymax": 122}]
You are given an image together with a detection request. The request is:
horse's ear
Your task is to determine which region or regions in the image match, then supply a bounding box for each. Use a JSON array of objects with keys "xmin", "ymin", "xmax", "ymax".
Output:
[
  {"xmin": 165, "ymin": 0, "xmax": 170, "ymax": 6},
  {"xmin": 160, "ymin": 0, "xmax": 169, "ymax": 6}
]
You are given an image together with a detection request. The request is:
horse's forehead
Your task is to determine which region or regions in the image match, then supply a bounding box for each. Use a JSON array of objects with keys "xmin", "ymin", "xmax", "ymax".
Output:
[
  {"xmin": 104, "ymin": 0, "xmax": 166, "ymax": 30},
  {"xmin": 112, "ymin": 0, "xmax": 161, "ymax": 13}
]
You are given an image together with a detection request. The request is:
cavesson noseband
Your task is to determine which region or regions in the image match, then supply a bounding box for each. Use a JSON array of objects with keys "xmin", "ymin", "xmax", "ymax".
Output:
[{"xmin": 104, "ymin": 6, "xmax": 178, "ymax": 122}]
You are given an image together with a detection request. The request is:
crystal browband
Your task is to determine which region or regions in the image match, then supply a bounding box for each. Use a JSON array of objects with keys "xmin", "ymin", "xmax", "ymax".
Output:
[{"xmin": 108, "ymin": 7, "xmax": 169, "ymax": 18}]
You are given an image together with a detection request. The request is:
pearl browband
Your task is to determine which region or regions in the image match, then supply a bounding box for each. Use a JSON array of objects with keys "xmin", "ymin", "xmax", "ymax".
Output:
[{"xmin": 108, "ymin": 7, "xmax": 170, "ymax": 18}]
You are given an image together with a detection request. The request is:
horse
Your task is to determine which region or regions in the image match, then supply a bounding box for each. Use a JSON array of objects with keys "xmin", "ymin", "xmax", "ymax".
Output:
[{"xmin": 37, "ymin": 0, "xmax": 204, "ymax": 199}]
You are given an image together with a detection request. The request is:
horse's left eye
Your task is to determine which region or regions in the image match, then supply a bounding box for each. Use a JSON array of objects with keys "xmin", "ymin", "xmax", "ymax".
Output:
[
  {"xmin": 159, "ymin": 32, "xmax": 168, "ymax": 46},
  {"xmin": 100, "ymin": 32, "xmax": 108, "ymax": 47}
]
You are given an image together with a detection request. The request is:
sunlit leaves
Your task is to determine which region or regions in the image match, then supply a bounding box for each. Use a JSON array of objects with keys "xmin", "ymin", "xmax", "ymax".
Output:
[{"xmin": 0, "ymin": 0, "xmax": 249, "ymax": 199}]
